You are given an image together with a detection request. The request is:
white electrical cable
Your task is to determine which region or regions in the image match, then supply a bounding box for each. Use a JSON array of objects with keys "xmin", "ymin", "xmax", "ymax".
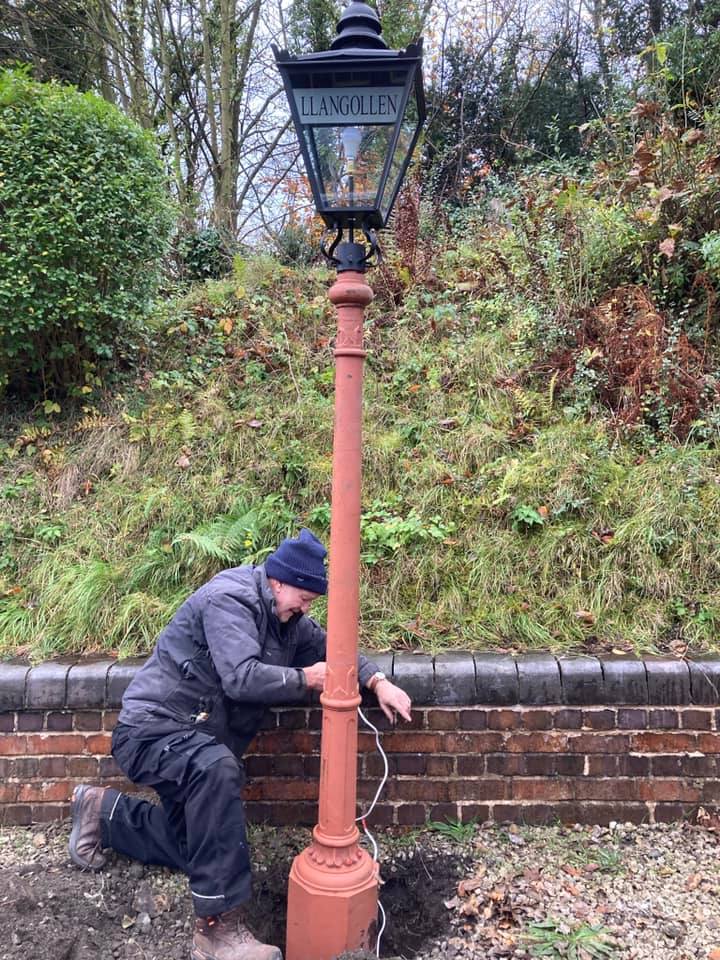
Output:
[{"xmin": 357, "ymin": 706, "xmax": 391, "ymax": 957}]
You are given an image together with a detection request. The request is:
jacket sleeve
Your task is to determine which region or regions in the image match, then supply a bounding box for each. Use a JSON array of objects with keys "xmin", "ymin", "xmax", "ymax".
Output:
[
  {"xmin": 203, "ymin": 590, "xmax": 307, "ymax": 704},
  {"xmin": 293, "ymin": 617, "xmax": 380, "ymax": 687}
]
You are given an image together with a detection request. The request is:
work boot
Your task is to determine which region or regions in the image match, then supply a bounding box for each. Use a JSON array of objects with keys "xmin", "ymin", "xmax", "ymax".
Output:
[
  {"xmin": 68, "ymin": 783, "xmax": 108, "ymax": 871},
  {"xmin": 192, "ymin": 908, "xmax": 283, "ymax": 960}
]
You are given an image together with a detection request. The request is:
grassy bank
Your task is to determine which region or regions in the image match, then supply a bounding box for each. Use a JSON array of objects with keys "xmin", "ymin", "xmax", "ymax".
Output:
[{"xmin": 2, "ymin": 221, "xmax": 719, "ymax": 661}]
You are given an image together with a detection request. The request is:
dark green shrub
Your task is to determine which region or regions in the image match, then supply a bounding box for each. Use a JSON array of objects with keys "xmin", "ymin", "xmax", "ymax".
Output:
[
  {"xmin": 0, "ymin": 70, "xmax": 173, "ymax": 396},
  {"xmin": 176, "ymin": 227, "xmax": 234, "ymax": 281}
]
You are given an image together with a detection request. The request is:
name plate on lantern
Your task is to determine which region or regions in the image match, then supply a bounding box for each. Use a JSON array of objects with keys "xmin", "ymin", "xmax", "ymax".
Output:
[{"xmin": 294, "ymin": 86, "xmax": 402, "ymax": 125}]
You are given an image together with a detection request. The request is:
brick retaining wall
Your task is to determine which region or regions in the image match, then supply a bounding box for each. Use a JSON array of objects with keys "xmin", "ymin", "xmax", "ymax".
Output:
[{"xmin": 1, "ymin": 653, "xmax": 720, "ymax": 827}]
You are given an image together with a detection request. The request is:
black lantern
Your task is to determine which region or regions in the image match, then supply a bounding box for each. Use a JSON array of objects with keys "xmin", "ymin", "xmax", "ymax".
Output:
[{"xmin": 273, "ymin": 2, "xmax": 425, "ymax": 241}]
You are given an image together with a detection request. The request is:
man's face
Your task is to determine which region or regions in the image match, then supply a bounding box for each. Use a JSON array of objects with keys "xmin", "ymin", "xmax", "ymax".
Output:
[{"xmin": 268, "ymin": 578, "xmax": 321, "ymax": 622}]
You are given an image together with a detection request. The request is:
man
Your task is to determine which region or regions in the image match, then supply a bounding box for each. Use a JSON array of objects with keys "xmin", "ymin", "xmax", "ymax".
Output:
[{"xmin": 68, "ymin": 529, "xmax": 412, "ymax": 960}]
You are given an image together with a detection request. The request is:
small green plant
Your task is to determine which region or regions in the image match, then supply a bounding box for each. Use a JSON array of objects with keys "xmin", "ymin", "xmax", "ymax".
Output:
[
  {"xmin": 509, "ymin": 504, "xmax": 546, "ymax": 533},
  {"xmin": 426, "ymin": 817, "xmax": 478, "ymax": 844},
  {"xmin": 523, "ymin": 918, "xmax": 617, "ymax": 958}
]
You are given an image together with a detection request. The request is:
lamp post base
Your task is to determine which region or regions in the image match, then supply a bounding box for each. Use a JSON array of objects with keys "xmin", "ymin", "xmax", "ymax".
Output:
[{"xmin": 285, "ymin": 836, "xmax": 379, "ymax": 960}]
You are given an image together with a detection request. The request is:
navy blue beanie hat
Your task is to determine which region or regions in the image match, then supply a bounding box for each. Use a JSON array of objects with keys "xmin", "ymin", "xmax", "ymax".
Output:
[{"xmin": 265, "ymin": 528, "xmax": 328, "ymax": 595}]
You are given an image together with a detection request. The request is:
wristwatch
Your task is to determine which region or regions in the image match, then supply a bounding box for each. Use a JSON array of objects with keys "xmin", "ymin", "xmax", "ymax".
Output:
[{"xmin": 367, "ymin": 671, "xmax": 387, "ymax": 692}]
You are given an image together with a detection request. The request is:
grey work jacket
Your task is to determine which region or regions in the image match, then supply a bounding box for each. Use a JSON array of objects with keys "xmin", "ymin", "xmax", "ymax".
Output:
[{"xmin": 118, "ymin": 563, "xmax": 379, "ymax": 755}]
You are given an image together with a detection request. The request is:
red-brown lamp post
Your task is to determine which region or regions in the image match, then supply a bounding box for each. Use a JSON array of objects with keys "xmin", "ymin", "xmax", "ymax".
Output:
[{"xmin": 274, "ymin": 7, "xmax": 424, "ymax": 958}]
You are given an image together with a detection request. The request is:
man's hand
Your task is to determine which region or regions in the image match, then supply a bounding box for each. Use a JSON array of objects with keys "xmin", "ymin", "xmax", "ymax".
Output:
[
  {"xmin": 302, "ymin": 661, "xmax": 326, "ymax": 691},
  {"xmin": 375, "ymin": 680, "xmax": 412, "ymax": 724}
]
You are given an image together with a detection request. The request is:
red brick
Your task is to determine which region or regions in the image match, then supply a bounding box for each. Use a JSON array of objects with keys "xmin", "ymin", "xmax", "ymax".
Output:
[
  {"xmin": 701, "ymin": 782, "xmax": 720, "ymax": 802},
  {"xmin": 308, "ymin": 709, "xmax": 322, "ymax": 730},
  {"xmin": 486, "ymin": 754, "xmax": 523, "ymax": 776},
  {"xmin": 363, "ymin": 804, "xmax": 394, "ymax": 826},
  {"xmin": 459, "ymin": 710, "xmax": 487, "ymax": 730},
  {"xmin": 505, "ymin": 732, "xmax": 568, "ymax": 754},
  {"xmin": 17, "ymin": 712, "xmax": 44, "ymax": 732},
  {"xmin": 680, "ymin": 710, "xmax": 712, "ymax": 730},
  {"xmin": 617, "ymin": 709, "xmax": 647, "ymax": 730},
  {"xmin": 554, "ymin": 755, "xmax": 585, "ymax": 776},
  {"xmin": 647, "ymin": 709, "xmax": 679, "ymax": 730},
  {"xmin": 11, "ymin": 757, "xmax": 39, "ymax": 778},
  {"xmin": 523, "ymin": 755, "xmax": 556, "ymax": 776},
  {"xmin": 103, "ymin": 711, "xmax": 120, "ymax": 730},
  {"xmin": 75, "ymin": 711, "xmax": 103, "ymax": 731},
  {"xmin": 0, "ymin": 804, "xmax": 32, "ymax": 825},
  {"xmin": 488, "ymin": 710, "xmax": 521, "ymax": 731},
  {"xmin": 554, "ymin": 709, "xmax": 583, "ymax": 730},
  {"xmin": 448, "ymin": 779, "xmax": 508, "ymax": 801},
  {"xmin": 245, "ymin": 756, "xmax": 274, "ymax": 777},
  {"xmin": 651, "ymin": 755, "xmax": 684, "ymax": 776},
  {"xmin": 395, "ymin": 755, "xmax": 425, "ymax": 775},
  {"xmin": 582, "ymin": 710, "xmax": 615, "ymax": 730},
  {"xmin": 523, "ymin": 710, "xmax": 553, "ymax": 731},
  {"xmin": 633, "ymin": 732, "xmax": 697, "ymax": 752},
  {"xmin": 304, "ymin": 756, "xmax": 321, "ymax": 777},
  {"xmin": 459, "ymin": 804, "xmax": 490, "ymax": 823},
  {"xmin": 428, "ymin": 803, "xmax": 457, "ymax": 822},
  {"xmin": 69, "ymin": 757, "xmax": 100, "ymax": 778},
  {"xmin": 385, "ymin": 733, "xmax": 443, "ymax": 753},
  {"xmin": 37, "ymin": 757, "xmax": 68, "ymax": 778},
  {"xmin": 639, "ymin": 779, "xmax": 701, "ymax": 802},
  {"xmin": 655, "ymin": 803, "xmax": 693, "ymax": 823},
  {"xmin": 686, "ymin": 755, "xmax": 718, "ymax": 776},
  {"xmin": 0, "ymin": 784, "xmax": 19, "ymax": 802},
  {"xmin": 254, "ymin": 732, "xmax": 319, "ymax": 754},
  {"xmin": 457, "ymin": 756, "xmax": 486, "ymax": 776},
  {"xmin": 397, "ymin": 804, "xmax": 427, "ymax": 825},
  {"xmin": 46, "ymin": 712, "xmax": 73, "ymax": 732},
  {"xmin": 427, "ymin": 710, "xmax": 459, "ymax": 730},
  {"xmin": 0, "ymin": 714, "xmax": 14, "ymax": 733},
  {"xmin": 273, "ymin": 756, "xmax": 304, "ymax": 777},
  {"xmin": 18, "ymin": 781, "xmax": 72, "ymax": 803},
  {"xmin": 84, "ymin": 733, "xmax": 112, "ymax": 754},
  {"xmin": 388, "ymin": 780, "xmax": 448, "ymax": 802},
  {"xmin": 574, "ymin": 779, "xmax": 640, "ymax": 801},
  {"xmin": 617, "ymin": 755, "xmax": 650, "ymax": 777},
  {"xmin": 697, "ymin": 733, "xmax": 720, "ymax": 754},
  {"xmin": 0, "ymin": 735, "xmax": 28, "ymax": 755},
  {"xmin": 244, "ymin": 779, "xmax": 318, "ymax": 802},
  {"xmin": 493, "ymin": 803, "xmax": 565, "ymax": 825},
  {"xmin": 365, "ymin": 754, "xmax": 396, "ymax": 777},
  {"xmin": 512, "ymin": 779, "xmax": 573, "ymax": 801},
  {"xmin": 441, "ymin": 732, "xmax": 503, "ymax": 753},
  {"xmin": 31, "ymin": 803, "xmax": 71, "ymax": 823},
  {"xmin": 586, "ymin": 756, "xmax": 617, "ymax": 776},
  {"xmin": 570, "ymin": 734, "xmax": 629, "ymax": 754},
  {"xmin": 427, "ymin": 756, "xmax": 455, "ymax": 777},
  {"xmin": 25, "ymin": 734, "xmax": 86, "ymax": 755}
]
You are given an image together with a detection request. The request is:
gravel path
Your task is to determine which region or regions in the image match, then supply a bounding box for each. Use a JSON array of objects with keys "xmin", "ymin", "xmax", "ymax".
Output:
[{"xmin": 2, "ymin": 817, "xmax": 720, "ymax": 959}]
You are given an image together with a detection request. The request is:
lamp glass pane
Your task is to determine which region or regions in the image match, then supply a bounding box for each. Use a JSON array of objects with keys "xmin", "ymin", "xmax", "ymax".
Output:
[
  {"xmin": 304, "ymin": 123, "xmax": 395, "ymax": 210},
  {"xmin": 380, "ymin": 89, "xmax": 420, "ymax": 221}
]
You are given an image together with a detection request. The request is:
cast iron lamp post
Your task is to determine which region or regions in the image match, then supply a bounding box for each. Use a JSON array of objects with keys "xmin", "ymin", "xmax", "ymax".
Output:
[{"xmin": 274, "ymin": 6, "xmax": 424, "ymax": 959}]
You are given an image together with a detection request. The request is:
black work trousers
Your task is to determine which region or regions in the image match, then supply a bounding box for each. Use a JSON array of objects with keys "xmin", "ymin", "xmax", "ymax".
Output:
[{"xmin": 100, "ymin": 722, "xmax": 252, "ymax": 917}]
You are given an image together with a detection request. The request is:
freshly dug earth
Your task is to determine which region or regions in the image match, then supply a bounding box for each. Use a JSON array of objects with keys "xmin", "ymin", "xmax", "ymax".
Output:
[{"xmin": 2, "ymin": 817, "xmax": 720, "ymax": 960}]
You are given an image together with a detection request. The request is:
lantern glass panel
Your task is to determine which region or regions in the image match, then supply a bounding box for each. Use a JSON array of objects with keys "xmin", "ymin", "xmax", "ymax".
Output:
[
  {"xmin": 380, "ymin": 90, "xmax": 420, "ymax": 220},
  {"xmin": 304, "ymin": 123, "xmax": 396, "ymax": 210}
]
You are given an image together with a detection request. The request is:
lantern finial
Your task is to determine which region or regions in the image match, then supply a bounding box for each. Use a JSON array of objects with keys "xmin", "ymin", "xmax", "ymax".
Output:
[{"xmin": 331, "ymin": 2, "xmax": 388, "ymax": 50}]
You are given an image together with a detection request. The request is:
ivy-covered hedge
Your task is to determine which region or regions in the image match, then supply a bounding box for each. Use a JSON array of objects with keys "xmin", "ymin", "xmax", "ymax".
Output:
[{"xmin": 0, "ymin": 70, "xmax": 173, "ymax": 396}]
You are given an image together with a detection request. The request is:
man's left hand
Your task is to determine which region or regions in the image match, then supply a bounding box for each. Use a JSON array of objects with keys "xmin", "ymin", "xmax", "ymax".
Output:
[{"xmin": 375, "ymin": 680, "xmax": 412, "ymax": 724}]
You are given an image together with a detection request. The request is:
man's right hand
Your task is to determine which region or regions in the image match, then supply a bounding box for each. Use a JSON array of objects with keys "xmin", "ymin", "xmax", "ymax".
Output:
[{"xmin": 302, "ymin": 661, "xmax": 327, "ymax": 691}]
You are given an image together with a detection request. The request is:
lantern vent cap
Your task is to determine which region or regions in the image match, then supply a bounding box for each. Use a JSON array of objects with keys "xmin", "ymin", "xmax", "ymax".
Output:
[{"xmin": 331, "ymin": 2, "xmax": 388, "ymax": 50}]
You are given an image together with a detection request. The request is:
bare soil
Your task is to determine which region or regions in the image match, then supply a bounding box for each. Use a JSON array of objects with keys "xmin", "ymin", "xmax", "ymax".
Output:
[{"xmin": 0, "ymin": 819, "xmax": 465, "ymax": 960}]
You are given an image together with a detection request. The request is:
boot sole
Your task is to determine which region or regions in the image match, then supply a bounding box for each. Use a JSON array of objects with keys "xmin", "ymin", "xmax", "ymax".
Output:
[{"xmin": 68, "ymin": 784, "xmax": 106, "ymax": 871}]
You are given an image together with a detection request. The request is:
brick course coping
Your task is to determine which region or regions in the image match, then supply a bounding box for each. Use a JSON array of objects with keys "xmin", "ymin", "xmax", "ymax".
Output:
[
  {"xmin": 2, "ymin": 653, "xmax": 720, "ymax": 828},
  {"xmin": 2, "ymin": 652, "xmax": 720, "ymax": 710}
]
